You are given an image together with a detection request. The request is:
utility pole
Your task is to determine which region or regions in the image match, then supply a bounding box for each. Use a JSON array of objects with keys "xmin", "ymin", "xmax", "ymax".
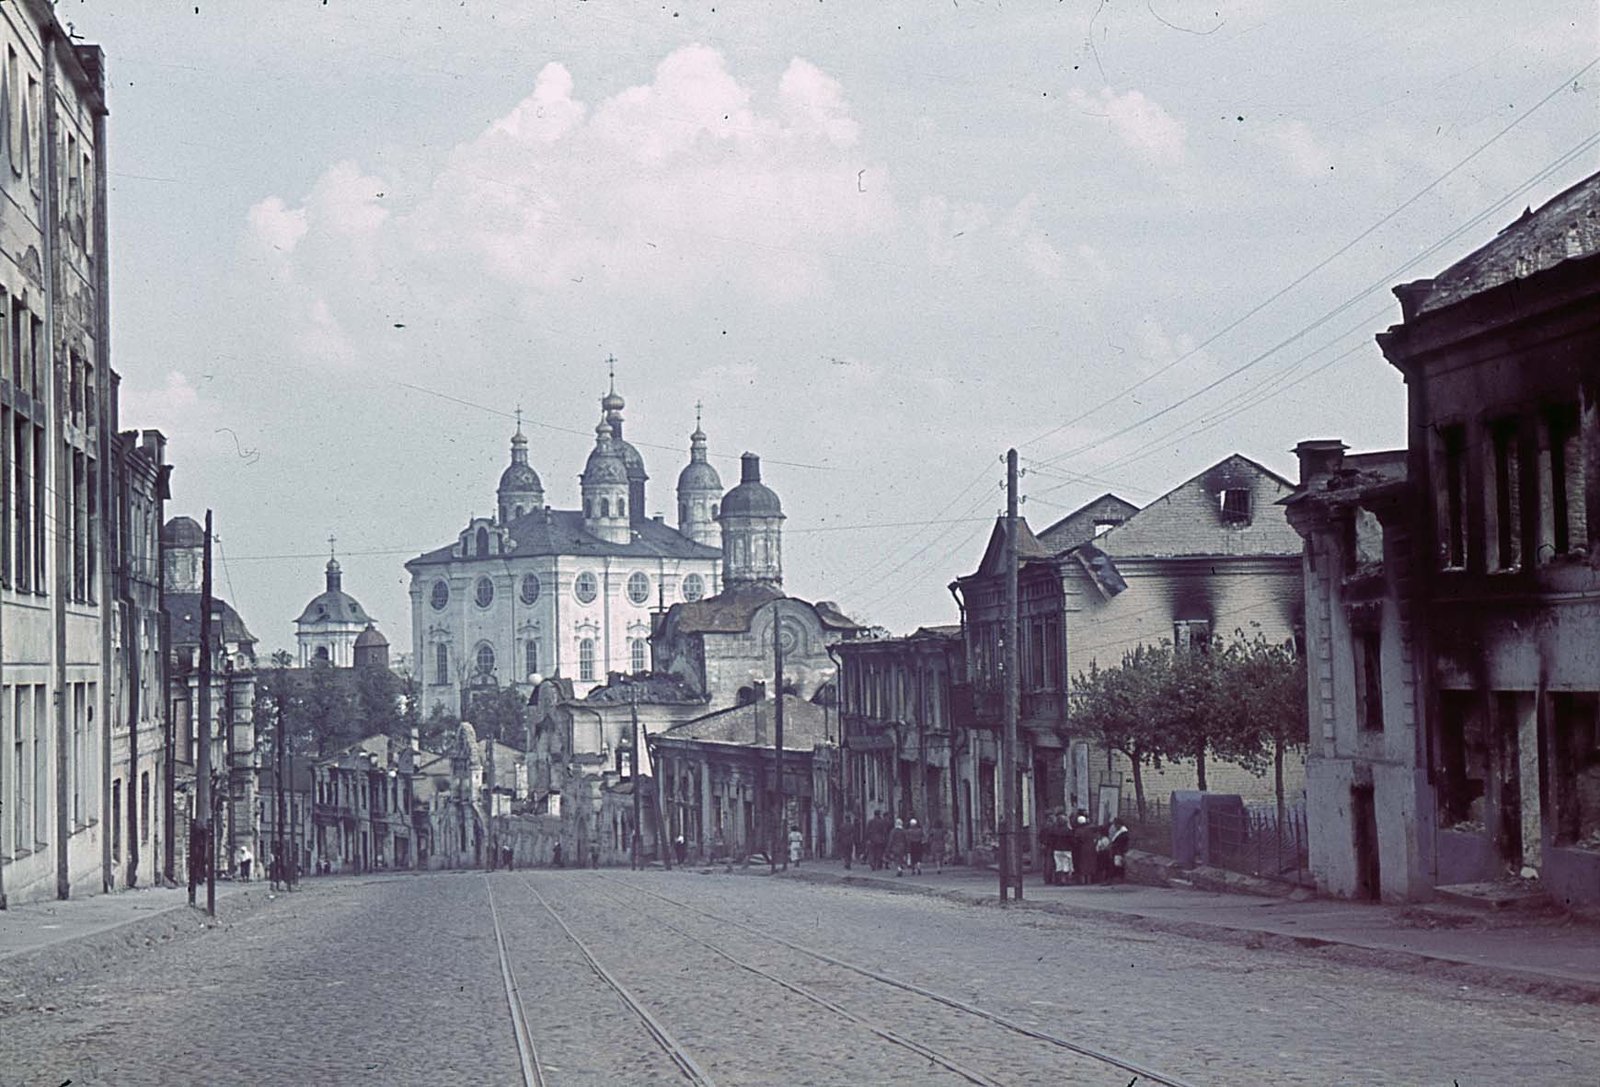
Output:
[
  {"xmin": 774, "ymin": 621, "xmax": 786, "ymax": 871},
  {"xmin": 642, "ymin": 723, "xmax": 671, "ymax": 871},
  {"xmin": 1001, "ymin": 450, "xmax": 1022, "ymax": 902},
  {"xmin": 275, "ymin": 674, "xmax": 287, "ymax": 892},
  {"xmin": 630, "ymin": 688, "xmax": 641, "ymax": 870},
  {"xmin": 195, "ymin": 510, "xmax": 215, "ymax": 916}
]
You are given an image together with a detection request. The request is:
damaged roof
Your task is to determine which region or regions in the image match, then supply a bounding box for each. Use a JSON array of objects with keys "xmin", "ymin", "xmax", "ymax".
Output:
[
  {"xmin": 656, "ymin": 695, "xmax": 830, "ymax": 751},
  {"xmin": 664, "ymin": 585, "xmax": 862, "ymax": 637}
]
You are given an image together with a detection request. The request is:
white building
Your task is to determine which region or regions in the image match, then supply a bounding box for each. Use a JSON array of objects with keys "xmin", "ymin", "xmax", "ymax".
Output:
[
  {"xmin": 295, "ymin": 555, "xmax": 376, "ymax": 668},
  {"xmin": 406, "ymin": 385, "xmax": 723, "ymax": 717}
]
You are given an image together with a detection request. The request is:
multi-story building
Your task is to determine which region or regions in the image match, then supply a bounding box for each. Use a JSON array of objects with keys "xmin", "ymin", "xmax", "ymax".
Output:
[
  {"xmin": 311, "ymin": 734, "xmax": 418, "ymax": 873},
  {"xmin": 406, "ymin": 384, "xmax": 723, "ymax": 718},
  {"xmin": 1287, "ymin": 172, "xmax": 1600, "ymax": 905},
  {"xmin": 295, "ymin": 551, "xmax": 377, "ymax": 668},
  {"xmin": 0, "ymin": 2, "xmax": 113, "ymax": 907}
]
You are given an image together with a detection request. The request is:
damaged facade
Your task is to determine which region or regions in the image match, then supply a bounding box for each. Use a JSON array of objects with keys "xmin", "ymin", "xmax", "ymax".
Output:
[{"xmin": 1287, "ymin": 171, "xmax": 1600, "ymax": 905}]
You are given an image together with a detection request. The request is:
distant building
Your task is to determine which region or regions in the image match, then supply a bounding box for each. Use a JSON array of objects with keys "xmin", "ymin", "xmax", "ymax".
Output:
[
  {"xmin": 1287, "ymin": 172, "xmax": 1600, "ymax": 905},
  {"xmin": 295, "ymin": 552, "xmax": 376, "ymax": 667},
  {"xmin": 405, "ymin": 383, "xmax": 723, "ymax": 719}
]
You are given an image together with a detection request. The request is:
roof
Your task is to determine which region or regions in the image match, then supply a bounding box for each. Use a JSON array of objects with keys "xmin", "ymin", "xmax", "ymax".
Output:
[
  {"xmin": 961, "ymin": 516, "xmax": 1052, "ymax": 580},
  {"xmin": 407, "ymin": 507, "xmax": 720, "ymax": 568},
  {"xmin": 1398, "ymin": 170, "xmax": 1600, "ymax": 318},
  {"xmin": 1282, "ymin": 449, "xmax": 1409, "ymax": 512},
  {"xmin": 664, "ymin": 583, "xmax": 784, "ymax": 634},
  {"xmin": 164, "ymin": 591, "xmax": 256, "ymax": 649},
  {"xmin": 1036, "ymin": 493, "xmax": 1141, "ymax": 551},
  {"xmin": 297, "ymin": 589, "xmax": 372, "ymax": 626},
  {"xmin": 720, "ymin": 453, "xmax": 783, "ymax": 518},
  {"xmin": 355, "ymin": 624, "xmax": 389, "ymax": 648},
  {"xmin": 657, "ymin": 695, "xmax": 830, "ymax": 750},
  {"xmin": 583, "ymin": 672, "xmax": 706, "ymax": 706},
  {"xmin": 163, "ymin": 515, "xmax": 204, "ymax": 547}
]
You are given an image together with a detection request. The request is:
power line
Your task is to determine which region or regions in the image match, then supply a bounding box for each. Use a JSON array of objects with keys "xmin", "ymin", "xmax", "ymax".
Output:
[{"xmin": 1019, "ymin": 52, "xmax": 1600, "ymax": 460}]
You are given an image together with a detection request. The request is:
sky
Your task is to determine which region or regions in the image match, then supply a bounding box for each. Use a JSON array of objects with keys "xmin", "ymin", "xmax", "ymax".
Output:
[{"xmin": 71, "ymin": 0, "xmax": 1600, "ymax": 656}]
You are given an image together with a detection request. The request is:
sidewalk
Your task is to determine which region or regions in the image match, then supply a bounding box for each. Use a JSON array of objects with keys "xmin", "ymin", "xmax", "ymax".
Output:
[
  {"xmin": 778, "ymin": 860, "xmax": 1600, "ymax": 1002},
  {"xmin": 0, "ymin": 882, "xmax": 247, "ymax": 964}
]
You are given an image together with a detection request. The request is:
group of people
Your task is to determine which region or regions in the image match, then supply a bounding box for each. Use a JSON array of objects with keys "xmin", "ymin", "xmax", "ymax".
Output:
[
  {"xmin": 839, "ymin": 811, "xmax": 949, "ymax": 876},
  {"xmin": 1041, "ymin": 809, "xmax": 1130, "ymax": 885}
]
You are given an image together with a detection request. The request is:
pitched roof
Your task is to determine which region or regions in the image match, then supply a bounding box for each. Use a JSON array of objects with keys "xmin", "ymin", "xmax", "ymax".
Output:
[
  {"xmin": 584, "ymin": 672, "xmax": 706, "ymax": 706},
  {"xmin": 406, "ymin": 507, "xmax": 718, "ymax": 569},
  {"xmin": 1037, "ymin": 493, "xmax": 1141, "ymax": 551},
  {"xmin": 164, "ymin": 592, "xmax": 256, "ymax": 649},
  {"xmin": 665, "ymin": 584, "xmax": 784, "ymax": 634},
  {"xmin": 1399, "ymin": 170, "xmax": 1600, "ymax": 317},
  {"xmin": 963, "ymin": 516, "xmax": 1051, "ymax": 580},
  {"xmin": 1078, "ymin": 454, "xmax": 1300, "ymax": 560},
  {"xmin": 657, "ymin": 695, "xmax": 830, "ymax": 750}
]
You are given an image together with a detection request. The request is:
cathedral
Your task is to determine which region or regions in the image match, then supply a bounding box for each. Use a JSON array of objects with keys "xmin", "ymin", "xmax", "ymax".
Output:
[{"xmin": 406, "ymin": 384, "xmax": 728, "ymax": 717}]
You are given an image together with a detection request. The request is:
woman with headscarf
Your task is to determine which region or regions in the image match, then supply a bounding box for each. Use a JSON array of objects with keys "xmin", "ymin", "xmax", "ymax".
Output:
[{"xmin": 887, "ymin": 817, "xmax": 908, "ymax": 877}]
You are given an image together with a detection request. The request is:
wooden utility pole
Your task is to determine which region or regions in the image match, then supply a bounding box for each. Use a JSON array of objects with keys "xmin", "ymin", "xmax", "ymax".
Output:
[
  {"xmin": 774, "ymin": 621, "xmax": 787, "ymax": 870},
  {"xmin": 642, "ymin": 722, "xmax": 671, "ymax": 871},
  {"xmin": 1001, "ymin": 450, "xmax": 1022, "ymax": 902},
  {"xmin": 630, "ymin": 689, "xmax": 641, "ymax": 870},
  {"xmin": 195, "ymin": 510, "xmax": 215, "ymax": 916}
]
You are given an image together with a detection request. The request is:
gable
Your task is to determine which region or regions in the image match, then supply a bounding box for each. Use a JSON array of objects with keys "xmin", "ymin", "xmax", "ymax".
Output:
[
  {"xmin": 1037, "ymin": 493, "xmax": 1141, "ymax": 551},
  {"xmin": 1090, "ymin": 454, "xmax": 1301, "ymax": 559}
]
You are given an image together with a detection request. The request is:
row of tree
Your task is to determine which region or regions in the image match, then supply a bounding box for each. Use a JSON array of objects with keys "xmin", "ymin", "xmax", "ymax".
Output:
[{"xmin": 1067, "ymin": 629, "xmax": 1308, "ymax": 821}]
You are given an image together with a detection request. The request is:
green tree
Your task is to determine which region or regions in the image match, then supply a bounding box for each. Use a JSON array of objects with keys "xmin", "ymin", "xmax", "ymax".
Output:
[
  {"xmin": 466, "ymin": 685, "xmax": 530, "ymax": 747},
  {"xmin": 1070, "ymin": 644, "xmax": 1172, "ymax": 820}
]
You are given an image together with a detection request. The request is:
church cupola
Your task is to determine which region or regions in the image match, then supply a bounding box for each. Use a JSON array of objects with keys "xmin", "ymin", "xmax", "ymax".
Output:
[
  {"xmin": 719, "ymin": 452, "xmax": 784, "ymax": 589},
  {"xmin": 676, "ymin": 406, "xmax": 722, "ymax": 547},
  {"xmin": 497, "ymin": 417, "xmax": 544, "ymax": 524},
  {"xmin": 581, "ymin": 416, "xmax": 632, "ymax": 544},
  {"xmin": 600, "ymin": 366, "xmax": 648, "ymax": 521}
]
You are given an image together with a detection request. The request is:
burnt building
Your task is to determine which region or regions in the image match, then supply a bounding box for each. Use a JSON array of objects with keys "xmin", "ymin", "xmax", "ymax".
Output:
[{"xmin": 1287, "ymin": 171, "xmax": 1600, "ymax": 905}]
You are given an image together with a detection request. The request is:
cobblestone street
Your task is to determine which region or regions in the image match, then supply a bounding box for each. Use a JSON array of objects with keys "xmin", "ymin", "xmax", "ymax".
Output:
[{"xmin": 3, "ymin": 869, "xmax": 1597, "ymax": 1085}]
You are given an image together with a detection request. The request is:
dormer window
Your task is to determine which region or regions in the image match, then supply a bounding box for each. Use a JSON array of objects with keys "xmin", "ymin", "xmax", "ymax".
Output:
[
  {"xmin": 1219, "ymin": 488, "xmax": 1251, "ymax": 523},
  {"xmin": 1093, "ymin": 519, "xmax": 1117, "ymax": 537}
]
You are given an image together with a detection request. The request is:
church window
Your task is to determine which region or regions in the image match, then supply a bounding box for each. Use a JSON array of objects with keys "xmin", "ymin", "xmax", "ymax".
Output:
[
  {"xmin": 520, "ymin": 574, "xmax": 540, "ymax": 605},
  {"xmin": 574, "ymin": 571, "xmax": 598, "ymax": 604},
  {"xmin": 578, "ymin": 638, "xmax": 596, "ymax": 682},
  {"xmin": 474, "ymin": 576, "xmax": 495, "ymax": 609},
  {"xmin": 584, "ymin": 499, "xmax": 593, "ymax": 518},
  {"xmin": 513, "ymin": 505, "xmax": 525, "ymax": 520},
  {"xmin": 315, "ymin": 646, "xmax": 329, "ymax": 662},
  {"xmin": 681, "ymin": 573, "xmax": 705, "ymax": 602},
  {"xmin": 475, "ymin": 643, "xmax": 496, "ymax": 676},
  {"xmin": 679, "ymin": 501, "xmax": 688, "ymax": 524},
  {"xmin": 600, "ymin": 498, "xmax": 610, "ymax": 518},
  {"xmin": 618, "ymin": 498, "xmax": 626, "ymax": 518},
  {"xmin": 525, "ymin": 639, "xmax": 539, "ymax": 678},
  {"xmin": 626, "ymin": 572, "xmax": 650, "ymax": 605},
  {"xmin": 630, "ymin": 637, "xmax": 647, "ymax": 675},
  {"xmin": 434, "ymin": 643, "xmax": 450, "ymax": 684},
  {"xmin": 430, "ymin": 580, "xmax": 449, "ymax": 610},
  {"xmin": 712, "ymin": 503, "xmax": 719, "ymax": 519},
  {"xmin": 476, "ymin": 526, "xmax": 490, "ymax": 557}
]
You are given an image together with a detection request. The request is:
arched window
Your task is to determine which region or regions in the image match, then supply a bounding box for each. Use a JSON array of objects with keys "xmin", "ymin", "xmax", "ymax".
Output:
[
  {"xmin": 513, "ymin": 505, "xmax": 525, "ymax": 520},
  {"xmin": 525, "ymin": 639, "xmax": 539, "ymax": 679},
  {"xmin": 617, "ymin": 498, "xmax": 626, "ymax": 518},
  {"xmin": 474, "ymin": 576, "xmax": 494, "ymax": 609},
  {"xmin": 630, "ymin": 637, "xmax": 647, "ymax": 675},
  {"xmin": 476, "ymin": 526, "xmax": 490, "ymax": 557},
  {"xmin": 314, "ymin": 645, "xmax": 329, "ymax": 662},
  {"xmin": 430, "ymin": 580, "xmax": 449, "ymax": 610},
  {"xmin": 711, "ymin": 503, "xmax": 719, "ymax": 519},
  {"xmin": 681, "ymin": 573, "xmax": 705, "ymax": 602},
  {"xmin": 574, "ymin": 571, "xmax": 598, "ymax": 604},
  {"xmin": 520, "ymin": 573, "xmax": 541, "ymax": 605},
  {"xmin": 578, "ymin": 638, "xmax": 596, "ymax": 682},
  {"xmin": 679, "ymin": 501, "xmax": 688, "ymax": 524},
  {"xmin": 584, "ymin": 499, "xmax": 593, "ymax": 517},
  {"xmin": 435, "ymin": 643, "xmax": 450, "ymax": 684},
  {"xmin": 600, "ymin": 498, "xmax": 610, "ymax": 518},
  {"xmin": 626, "ymin": 571, "xmax": 650, "ymax": 605},
  {"xmin": 475, "ymin": 643, "xmax": 496, "ymax": 676}
]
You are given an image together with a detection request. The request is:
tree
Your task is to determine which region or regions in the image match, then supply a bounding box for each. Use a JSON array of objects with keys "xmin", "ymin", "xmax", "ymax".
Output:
[
  {"xmin": 354, "ymin": 665, "xmax": 405, "ymax": 741},
  {"xmin": 465, "ymin": 685, "xmax": 530, "ymax": 747},
  {"xmin": 1070, "ymin": 644, "xmax": 1171, "ymax": 820}
]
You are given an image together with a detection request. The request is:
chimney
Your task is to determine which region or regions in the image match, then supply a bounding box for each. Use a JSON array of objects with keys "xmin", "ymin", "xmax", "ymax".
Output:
[{"xmin": 1293, "ymin": 439, "xmax": 1348, "ymax": 485}]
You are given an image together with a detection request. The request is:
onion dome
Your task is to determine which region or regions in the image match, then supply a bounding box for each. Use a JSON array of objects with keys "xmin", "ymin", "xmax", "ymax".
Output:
[
  {"xmin": 677, "ymin": 424, "xmax": 722, "ymax": 493},
  {"xmin": 719, "ymin": 453, "xmax": 783, "ymax": 518},
  {"xmin": 498, "ymin": 429, "xmax": 543, "ymax": 494},
  {"xmin": 582, "ymin": 420, "xmax": 629, "ymax": 485}
]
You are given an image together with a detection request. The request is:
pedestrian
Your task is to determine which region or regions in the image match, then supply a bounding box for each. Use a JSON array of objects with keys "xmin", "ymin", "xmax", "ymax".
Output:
[
  {"xmin": 237, "ymin": 844, "xmax": 253, "ymax": 882},
  {"xmin": 674, "ymin": 834, "xmax": 688, "ymax": 865},
  {"xmin": 502, "ymin": 844, "xmax": 514, "ymax": 871},
  {"xmin": 864, "ymin": 810, "xmax": 888, "ymax": 871},
  {"xmin": 928, "ymin": 820, "xmax": 948, "ymax": 873},
  {"xmin": 1070, "ymin": 810, "xmax": 1095, "ymax": 886},
  {"xmin": 839, "ymin": 814, "xmax": 859, "ymax": 869},
  {"xmin": 887, "ymin": 817, "xmax": 907, "ymax": 877},
  {"xmin": 710, "ymin": 827, "xmax": 727, "ymax": 864},
  {"xmin": 269, "ymin": 850, "xmax": 283, "ymax": 891},
  {"xmin": 1049, "ymin": 809, "xmax": 1075, "ymax": 886},
  {"xmin": 1107, "ymin": 817, "xmax": 1131, "ymax": 882},
  {"xmin": 1094, "ymin": 824, "xmax": 1113, "ymax": 883},
  {"xmin": 906, "ymin": 818, "xmax": 927, "ymax": 875},
  {"xmin": 552, "ymin": 840, "xmax": 564, "ymax": 868},
  {"xmin": 787, "ymin": 825, "xmax": 804, "ymax": 866}
]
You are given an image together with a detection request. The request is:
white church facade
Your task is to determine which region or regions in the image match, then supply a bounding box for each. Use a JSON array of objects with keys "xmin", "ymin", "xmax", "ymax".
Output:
[{"xmin": 406, "ymin": 385, "xmax": 725, "ymax": 717}]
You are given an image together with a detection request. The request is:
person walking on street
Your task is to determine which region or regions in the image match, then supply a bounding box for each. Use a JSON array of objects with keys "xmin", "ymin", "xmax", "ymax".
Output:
[
  {"xmin": 929, "ymin": 820, "xmax": 948, "ymax": 873},
  {"xmin": 887, "ymin": 817, "xmax": 908, "ymax": 877},
  {"xmin": 865, "ymin": 810, "xmax": 888, "ymax": 871},
  {"xmin": 1044, "ymin": 809, "xmax": 1070, "ymax": 886},
  {"xmin": 788, "ymin": 825, "xmax": 804, "ymax": 866},
  {"xmin": 237, "ymin": 844, "xmax": 253, "ymax": 882},
  {"xmin": 1107, "ymin": 817, "xmax": 1131, "ymax": 882},
  {"xmin": 1070, "ymin": 810, "xmax": 1095, "ymax": 886},
  {"xmin": 674, "ymin": 835, "xmax": 688, "ymax": 865},
  {"xmin": 839, "ymin": 814, "xmax": 859, "ymax": 869},
  {"xmin": 906, "ymin": 818, "xmax": 927, "ymax": 875},
  {"xmin": 1094, "ymin": 823, "xmax": 1113, "ymax": 883}
]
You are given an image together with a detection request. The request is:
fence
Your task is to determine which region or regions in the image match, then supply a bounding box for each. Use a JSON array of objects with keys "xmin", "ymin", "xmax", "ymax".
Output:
[{"xmin": 1122, "ymin": 795, "xmax": 1309, "ymax": 886}]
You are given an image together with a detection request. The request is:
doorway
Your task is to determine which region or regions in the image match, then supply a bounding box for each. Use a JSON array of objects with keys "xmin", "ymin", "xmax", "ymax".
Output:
[{"xmin": 1351, "ymin": 783, "xmax": 1380, "ymax": 901}]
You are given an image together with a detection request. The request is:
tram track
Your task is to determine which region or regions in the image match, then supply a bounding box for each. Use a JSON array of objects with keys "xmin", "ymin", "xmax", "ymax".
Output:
[{"xmin": 596, "ymin": 872, "xmax": 1201, "ymax": 1087}]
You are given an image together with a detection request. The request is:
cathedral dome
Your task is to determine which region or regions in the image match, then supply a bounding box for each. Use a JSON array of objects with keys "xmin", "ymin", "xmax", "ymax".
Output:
[
  {"xmin": 163, "ymin": 515, "xmax": 204, "ymax": 548},
  {"xmin": 614, "ymin": 437, "xmax": 648, "ymax": 483},
  {"xmin": 499, "ymin": 460, "xmax": 543, "ymax": 493},
  {"xmin": 583, "ymin": 421, "xmax": 629, "ymax": 485},
  {"xmin": 720, "ymin": 453, "xmax": 783, "ymax": 517},
  {"xmin": 677, "ymin": 427, "xmax": 722, "ymax": 492},
  {"xmin": 297, "ymin": 557, "xmax": 372, "ymax": 625},
  {"xmin": 354, "ymin": 623, "xmax": 389, "ymax": 649}
]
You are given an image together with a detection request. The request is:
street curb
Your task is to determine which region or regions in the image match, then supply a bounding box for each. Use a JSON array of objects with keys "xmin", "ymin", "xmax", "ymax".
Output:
[
  {"xmin": 776, "ymin": 866, "xmax": 1600, "ymax": 1006},
  {"xmin": 0, "ymin": 887, "xmax": 286, "ymax": 1009}
]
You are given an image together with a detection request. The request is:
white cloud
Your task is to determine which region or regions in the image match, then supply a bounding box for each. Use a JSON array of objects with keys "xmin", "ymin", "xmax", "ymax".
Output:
[
  {"xmin": 1068, "ymin": 86, "xmax": 1187, "ymax": 164},
  {"xmin": 120, "ymin": 370, "xmax": 201, "ymax": 433},
  {"xmin": 246, "ymin": 196, "xmax": 308, "ymax": 256}
]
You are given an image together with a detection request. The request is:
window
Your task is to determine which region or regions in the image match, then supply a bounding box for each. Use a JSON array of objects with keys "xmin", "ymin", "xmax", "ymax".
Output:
[
  {"xmin": 1219, "ymin": 488, "xmax": 1252, "ymax": 523},
  {"xmin": 1353, "ymin": 625, "xmax": 1383, "ymax": 733},
  {"xmin": 630, "ymin": 637, "xmax": 647, "ymax": 675},
  {"xmin": 584, "ymin": 499, "xmax": 592, "ymax": 518},
  {"xmin": 474, "ymin": 576, "xmax": 494, "ymax": 609},
  {"xmin": 579, "ymin": 638, "xmax": 596, "ymax": 682},
  {"xmin": 430, "ymin": 579, "xmax": 449, "ymax": 610},
  {"xmin": 626, "ymin": 571, "xmax": 650, "ymax": 605},
  {"xmin": 475, "ymin": 643, "xmax": 496, "ymax": 676},
  {"xmin": 600, "ymin": 498, "xmax": 610, "ymax": 518},
  {"xmin": 525, "ymin": 639, "xmax": 539, "ymax": 679},
  {"xmin": 1551, "ymin": 692, "xmax": 1600, "ymax": 846},
  {"xmin": 618, "ymin": 498, "xmax": 625, "ymax": 518},
  {"xmin": 314, "ymin": 646, "xmax": 329, "ymax": 662},
  {"xmin": 520, "ymin": 574, "xmax": 540, "ymax": 605},
  {"xmin": 1439, "ymin": 423, "xmax": 1468, "ymax": 569},
  {"xmin": 140, "ymin": 771, "xmax": 150, "ymax": 843},
  {"xmin": 1545, "ymin": 403, "xmax": 1587, "ymax": 559},
  {"xmin": 1173, "ymin": 619, "xmax": 1211, "ymax": 654},
  {"xmin": 434, "ymin": 643, "xmax": 450, "ymax": 685},
  {"xmin": 574, "ymin": 571, "xmax": 598, "ymax": 604},
  {"xmin": 681, "ymin": 573, "xmax": 705, "ymax": 602},
  {"xmin": 1490, "ymin": 419, "xmax": 1522, "ymax": 571}
]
